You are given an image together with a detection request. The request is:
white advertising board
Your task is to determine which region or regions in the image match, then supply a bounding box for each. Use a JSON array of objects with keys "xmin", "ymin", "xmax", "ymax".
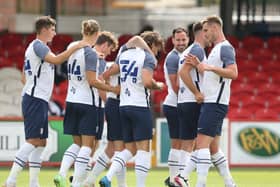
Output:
[
  {"xmin": 229, "ymin": 122, "xmax": 280, "ymax": 166},
  {"xmin": 0, "ymin": 121, "xmax": 57, "ymax": 161}
]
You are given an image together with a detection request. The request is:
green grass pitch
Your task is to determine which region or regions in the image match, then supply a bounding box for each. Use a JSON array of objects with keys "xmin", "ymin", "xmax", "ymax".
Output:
[{"xmin": 0, "ymin": 167, "xmax": 279, "ymax": 187}]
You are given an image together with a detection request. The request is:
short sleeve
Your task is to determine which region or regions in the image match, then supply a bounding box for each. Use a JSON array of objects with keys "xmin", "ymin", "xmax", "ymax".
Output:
[
  {"xmin": 221, "ymin": 45, "xmax": 236, "ymax": 66},
  {"xmin": 165, "ymin": 51, "xmax": 179, "ymax": 74},
  {"xmin": 143, "ymin": 51, "xmax": 156, "ymax": 71},
  {"xmin": 189, "ymin": 44, "xmax": 205, "ymax": 62},
  {"xmin": 98, "ymin": 59, "xmax": 106, "ymax": 75},
  {"xmin": 84, "ymin": 47, "xmax": 97, "ymax": 71},
  {"xmin": 33, "ymin": 40, "xmax": 50, "ymax": 60}
]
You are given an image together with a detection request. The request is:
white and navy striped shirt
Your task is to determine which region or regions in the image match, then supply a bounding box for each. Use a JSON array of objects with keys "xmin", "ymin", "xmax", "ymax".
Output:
[
  {"xmin": 66, "ymin": 41, "xmax": 98, "ymax": 105},
  {"xmin": 202, "ymin": 40, "xmax": 236, "ymax": 105},
  {"xmin": 178, "ymin": 43, "xmax": 206, "ymax": 103},
  {"xmin": 23, "ymin": 39, "xmax": 54, "ymax": 102},
  {"xmin": 117, "ymin": 47, "xmax": 156, "ymax": 107},
  {"xmin": 163, "ymin": 49, "xmax": 181, "ymax": 107}
]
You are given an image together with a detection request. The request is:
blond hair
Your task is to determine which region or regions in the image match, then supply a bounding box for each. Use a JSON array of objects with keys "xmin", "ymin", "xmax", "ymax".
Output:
[
  {"xmin": 140, "ymin": 31, "xmax": 164, "ymax": 51},
  {"xmin": 81, "ymin": 19, "xmax": 100, "ymax": 36},
  {"xmin": 202, "ymin": 15, "xmax": 223, "ymax": 27}
]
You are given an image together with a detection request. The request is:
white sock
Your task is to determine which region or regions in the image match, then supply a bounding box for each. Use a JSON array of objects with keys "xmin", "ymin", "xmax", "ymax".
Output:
[
  {"xmin": 106, "ymin": 149, "xmax": 132, "ymax": 181},
  {"xmin": 167, "ymin": 149, "xmax": 181, "ymax": 182},
  {"xmin": 179, "ymin": 150, "xmax": 191, "ymax": 177},
  {"xmin": 72, "ymin": 146, "xmax": 92, "ymax": 186},
  {"xmin": 196, "ymin": 148, "xmax": 211, "ymax": 186},
  {"xmin": 181, "ymin": 150, "xmax": 198, "ymax": 179},
  {"xmin": 135, "ymin": 150, "xmax": 151, "ymax": 187},
  {"xmin": 6, "ymin": 142, "xmax": 35, "ymax": 185},
  {"xmin": 115, "ymin": 151, "xmax": 127, "ymax": 187},
  {"xmin": 29, "ymin": 147, "xmax": 44, "ymax": 187},
  {"xmin": 59, "ymin": 144, "xmax": 80, "ymax": 177},
  {"xmin": 211, "ymin": 150, "xmax": 235, "ymax": 185},
  {"xmin": 85, "ymin": 152, "xmax": 110, "ymax": 185}
]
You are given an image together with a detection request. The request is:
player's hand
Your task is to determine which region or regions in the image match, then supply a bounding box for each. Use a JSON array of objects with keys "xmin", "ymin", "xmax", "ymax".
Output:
[
  {"xmin": 195, "ymin": 92, "xmax": 204, "ymax": 104},
  {"xmin": 96, "ymin": 51, "xmax": 105, "ymax": 59},
  {"xmin": 185, "ymin": 53, "xmax": 200, "ymax": 67},
  {"xmin": 197, "ymin": 63, "xmax": 214, "ymax": 73},
  {"xmin": 156, "ymin": 82, "xmax": 165, "ymax": 90}
]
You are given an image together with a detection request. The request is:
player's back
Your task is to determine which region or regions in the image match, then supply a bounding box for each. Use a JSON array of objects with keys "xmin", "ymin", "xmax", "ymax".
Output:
[
  {"xmin": 66, "ymin": 41, "xmax": 97, "ymax": 105},
  {"xmin": 118, "ymin": 48, "xmax": 153, "ymax": 107}
]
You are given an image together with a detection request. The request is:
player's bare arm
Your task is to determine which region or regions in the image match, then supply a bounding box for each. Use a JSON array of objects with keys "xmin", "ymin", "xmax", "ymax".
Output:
[
  {"xmin": 179, "ymin": 62, "xmax": 204, "ymax": 103},
  {"xmin": 44, "ymin": 40, "xmax": 89, "ymax": 65}
]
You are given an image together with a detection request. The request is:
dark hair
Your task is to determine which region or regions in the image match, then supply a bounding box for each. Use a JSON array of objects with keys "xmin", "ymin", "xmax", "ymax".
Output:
[
  {"xmin": 95, "ymin": 31, "xmax": 118, "ymax": 51},
  {"xmin": 192, "ymin": 22, "xmax": 203, "ymax": 34},
  {"xmin": 140, "ymin": 31, "xmax": 164, "ymax": 51},
  {"xmin": 172, "ymin": 27, "xmax": 188, "ymax": 37},
  {"xmin": 35, "ymin": 16, "xmax": 56, "ymax": 34}
]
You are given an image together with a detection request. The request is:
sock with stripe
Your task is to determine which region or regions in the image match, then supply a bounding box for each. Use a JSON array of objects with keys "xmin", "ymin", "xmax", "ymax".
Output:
[
  {"xmin": 59, "ymin": 143, "xmax": 80, "ymax": 177},
  {"xmin": 85, "ymin": 151, "xmax": 110, "ymax": 185},
  {"xmin": 181, "ymin": 150, "xmax": 198, "ymax": 179},
  {"xmin": 211, "ymin": 150, "xmax": 235, "ymax": 185},
  {"xmin": 167, "ymin": 148, "xmax": 181, "ymax": 183},
  {"xmin": 29, "ymin": 146, "xmax": 44, "ymax": 187},
  {"xmin": 135, "ymin": 150, "xmax": 151, "ymax": 187},
  {"xmin": 115, "ymin": 151, "xmax": 127, "ymax": 187},
  {"xmin": 72, "ymin": 146, "xmax": 92, "ymax": 186},
  {"xmin": 196, "ymin": 148, "xmax": 211, "ymax": 186},
  {"xmin": 6, "ymin": 142, "xmax": 35, "ymax": 185},
  {"xmin": 106, "ymin": 149, "xmax": 133, "ymax": 181}
]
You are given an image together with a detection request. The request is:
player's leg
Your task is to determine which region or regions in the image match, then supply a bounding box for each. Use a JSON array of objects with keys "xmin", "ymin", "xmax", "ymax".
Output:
[
  {"xmin": 175, "ymin": 103, "xmax": 200, "ymax": 187},
  {"xmin": 71, "ymin": 103, "xmax": 98, "ymax": 187},
  {"xmin": 5, "ymin": 95, "xmax": 48, "ymax": 187},
  {"xmin": 54, "ymin": 102, "xmax": 82, "ymax": 187},
  {"xmin": 99, "ymin": 106, "xmax": 135, "ymax": 186},
  {"xmin": 84, "ymin": 141, "xmax": 113, "ymax": 186},
  {"xmin": 210, "ymin": 136, "xmax": 236, "ymax": 187},
  {"xmin": 29, "ymin": 143, "xmax": 45, "ymax": 187},
  {"xmin": 163, "ymin": 105, "xmax": 181, "ymax": 186},
  {"xmin": 132, "ymin": 106, "xmax": 153, "ymax": 187}
]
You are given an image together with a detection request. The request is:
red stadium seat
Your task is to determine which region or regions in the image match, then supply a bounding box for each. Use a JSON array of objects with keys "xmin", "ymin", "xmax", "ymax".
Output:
[
  {"xmin": 244, "ymin": 71, "xmax": 270, "ymax": 85},
  {"xmin": 241, "ymin": 36, "xmax": 264, "ymax": 52},
  {"xmin": 231, "ymin": 83, "xmax": 256, "ymax": 97},
  {"xmin": 251, "ymin": 48, "xmax": 275, "ymax": 62},
  {"xmin": 235, "ymin": 48, "xmax": 250, "ymax": 61},
  {"xmin": 0, "ymin": 57, "xmax": 14, "ymax": 68},
  {"xmin": 0, "ymin": 33, "xmax": 24, "ymax": 48},
  {"xmin": 256, "ymin": 83, "xmax": 279, "ymax": 96},
  {"xmin": 260, "ymin": 61, "xmax": 280, "ymax": 73},
  {"xmin": 227, "ymin": 108, "xmax": 253, "ymax": 120},
  {"xmin": 24, "ymin": 33, "xmax": 36, "ymax": 47},
  {"xmin": 254, "ymin": 108, "xmax": 279, "ymax": 120},
  {"xmin": 241, "ymin": 95, "xmax": 266, "ymax": 113},
  {"xmin": 227, "ymin": 35, "xmax": 240, "ymax": 48},
  {"xmin": 267, "ymin": 37, "xmax": 280, "ymax": 53}
]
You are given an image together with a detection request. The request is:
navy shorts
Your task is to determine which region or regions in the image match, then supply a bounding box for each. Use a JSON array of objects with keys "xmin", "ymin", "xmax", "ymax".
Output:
[
  {"xmin": 163, "ymin": 104, "xmax": 180, "ymax": 139},
  {"xmin": 96, "ymin": 107, "xmax": 104, "ymax": 140},
  {"xmin": 22, "ymin": 94, "xmax": 48, "ymax": 139},
  {"xmin": 105, "ymin": 98, "xmax": 123, "ymax": 141},
  {"xmin": 198, "ymin": 103, "xmax": 228, "ymax": 137},
  {"xmin": 120, "ymin": 106, "xmax": 153, "ymax": 143},
  {"xmin": 178, "ymin": 102, "xmax": 201, "ymax": 140},
  {"xmin": 63, "ymin": 102, "xmax": 98, "ymax": 136}
]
